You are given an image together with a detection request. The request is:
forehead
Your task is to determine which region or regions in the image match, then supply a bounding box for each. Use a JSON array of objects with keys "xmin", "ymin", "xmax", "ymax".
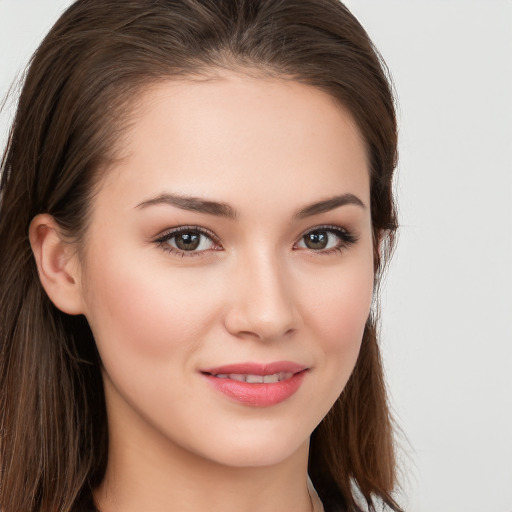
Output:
[{"xmin": 98, "ymin": 72, "xmax": 370, "ymax": 215}]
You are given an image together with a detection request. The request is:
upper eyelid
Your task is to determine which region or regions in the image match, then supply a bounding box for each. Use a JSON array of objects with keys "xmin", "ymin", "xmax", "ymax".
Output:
[
  {"xmin": 304, "ymin": 224, "xmax": 344, "ymax": 232},
  {"xmin": 152, "ymin": 223, "xmax": 356, "ymax": 248},
  {"xmin": 153, "ymin": 226, "xmax": 222, "ymax": 258},
  {"xmin": 298, "ymin": 224, "xmax": 351, "ymax": 237},
  {"xmin": 154, "ymin": 224, "xmax": 348, "ymax": 237},
  {"xmin": 154, "ymin": 225, "xmax": 219, "ymax": 243},
  {"xmin": 294, "ymin": 224, "xmax": 358, "ymax": 247}
]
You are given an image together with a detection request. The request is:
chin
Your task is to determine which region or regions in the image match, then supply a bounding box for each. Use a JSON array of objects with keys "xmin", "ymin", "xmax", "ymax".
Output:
[{"xmin": 191, "ymin": 427, "xmax": 310, "ymax": 468}]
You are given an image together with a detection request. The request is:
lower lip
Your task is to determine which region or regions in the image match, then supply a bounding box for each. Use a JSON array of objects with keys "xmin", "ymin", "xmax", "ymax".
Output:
[{"xmin": 203, "ymin": 371, "xmax": 307, "ymax": 407}]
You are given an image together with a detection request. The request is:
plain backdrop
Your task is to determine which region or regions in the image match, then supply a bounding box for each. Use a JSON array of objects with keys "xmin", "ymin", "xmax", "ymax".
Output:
[{"xmin": 1, "ymin": 1, "xmax": 511, "ymax": 511}]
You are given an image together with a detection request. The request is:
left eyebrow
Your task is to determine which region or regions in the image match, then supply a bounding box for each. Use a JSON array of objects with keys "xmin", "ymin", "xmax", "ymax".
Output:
[{"xmin": 294, "ymin": 193, "xmax": 366, "ymax": 219}]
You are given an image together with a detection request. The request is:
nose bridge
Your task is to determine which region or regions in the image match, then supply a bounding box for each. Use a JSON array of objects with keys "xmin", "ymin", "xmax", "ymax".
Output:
[{"xmin": 225, "ymin": 246, "xmax": 298, "ymax": 340}]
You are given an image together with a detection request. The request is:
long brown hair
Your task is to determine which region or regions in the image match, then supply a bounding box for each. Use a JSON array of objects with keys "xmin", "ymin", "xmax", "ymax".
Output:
[{"xmin": 0, "ymin": 1, "xmax": 400, "ymax": 511}]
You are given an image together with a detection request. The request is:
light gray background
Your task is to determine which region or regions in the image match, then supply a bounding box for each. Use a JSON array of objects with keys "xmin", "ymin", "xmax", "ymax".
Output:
[{"xmin": 1, "ymin": 1, "xmax": 511, "ymax": 511}]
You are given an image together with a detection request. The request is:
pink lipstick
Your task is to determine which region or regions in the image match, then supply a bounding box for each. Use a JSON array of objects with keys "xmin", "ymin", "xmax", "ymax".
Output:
[{"xmin": 201, "ymin": 361, "xmax": 307, "ymax": 407}]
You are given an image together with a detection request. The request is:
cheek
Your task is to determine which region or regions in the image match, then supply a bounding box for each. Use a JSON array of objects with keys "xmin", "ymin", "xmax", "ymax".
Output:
[
  {"xmin": 301, "ymin": 255, "xmax": 374, "ymax": 406},
  {"xmin": 81, "ymin": 252, "xmax": 219, "ymax": 364},
  {"xmin": 324, "ymin": 281, "xmax": 371, "ymax": 351},
  {"xmin": 81, "ymin": 261, "xmax": 223, "ymax": 413},
  {"xmin": 289, "ymin": 257, "xmax": 374, "ymax": 427},
  {"xmin": 302, "ymin": 259, "xmax": 374, "ymax": 355}
]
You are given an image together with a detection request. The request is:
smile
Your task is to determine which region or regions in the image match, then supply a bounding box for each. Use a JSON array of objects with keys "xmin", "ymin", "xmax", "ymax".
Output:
[
  {"xmin": 201, "ymin": 362, "xmax": 308, "ymax": 407},
  {"xmin": 212, "ymin": 372, "xmax": 294, "ymax": 383}
]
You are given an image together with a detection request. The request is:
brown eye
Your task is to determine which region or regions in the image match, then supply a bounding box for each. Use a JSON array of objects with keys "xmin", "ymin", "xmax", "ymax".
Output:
[
  {"xmin": 303, "ymin": 231, "xmax": 329, "ymax": 250},
  {"xmin": 174, "ymin": 232, "xmax": 201, "ymax": 251},
  {"xmin": 156, "ymin": 227, "xmax": 218, "ymax": 254},
  {"xmin": 295, "ymin": 226, "xmax": 357, "ymax": 253}
]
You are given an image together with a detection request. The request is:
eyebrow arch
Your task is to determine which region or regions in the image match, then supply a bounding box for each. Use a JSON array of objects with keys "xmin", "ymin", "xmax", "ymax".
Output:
[
  {"xmin": 295, "ymin": 193, "xmax": 366, "ymax": 219},
  {"xmin": 136, "ymin": 193, "xmax": 238, "ymax": 219},
  {"xmin": 136, "ymin": 192, "xmax": 364, "ymax": 220}
]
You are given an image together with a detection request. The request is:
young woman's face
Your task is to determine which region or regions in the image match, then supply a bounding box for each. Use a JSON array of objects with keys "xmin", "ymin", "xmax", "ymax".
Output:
[{"xmin": 77, "ymin": 73, "xmax": 374, "ymax": 469}]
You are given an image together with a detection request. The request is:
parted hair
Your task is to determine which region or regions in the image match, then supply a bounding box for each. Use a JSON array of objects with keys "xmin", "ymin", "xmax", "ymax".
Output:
[{"xmin": 0, "ymin": 1, "xmax": 400, "ymax": 511}]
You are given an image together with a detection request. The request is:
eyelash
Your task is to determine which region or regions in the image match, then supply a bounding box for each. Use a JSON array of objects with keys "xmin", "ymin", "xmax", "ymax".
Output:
[
  {"xmin": 153, "ymin": 224, "xmax": 358, "ymax": 257},
  {"xmin": 295, "ymin": 224, "xmax": 359, "ymax": 255},
  {"xmin": 154, "ymin": 226, "xmax": 221, "ymax": 258}
]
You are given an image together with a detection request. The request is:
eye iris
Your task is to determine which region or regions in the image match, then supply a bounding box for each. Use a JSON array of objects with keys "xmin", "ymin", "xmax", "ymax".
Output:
[
  {"xmin": 304, "ymin": 231, "xmax": 328, "ymax": 250},
  {"xmin": 175, "ymin": 232, "xmax": 200, "ymax": 250}
]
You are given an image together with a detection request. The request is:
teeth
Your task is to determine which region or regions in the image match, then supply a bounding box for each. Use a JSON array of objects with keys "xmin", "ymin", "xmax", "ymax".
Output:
[
  {"xmin": 213, "ymin": 372, "xmax": 294, "ymax": 383},
  {"xmin": 245, "ymin": 374, "xmax": 264, "ymax": 383},
  {"xmin": 230, "ymin": 374, "xmax": 248, "ymax": 382}
]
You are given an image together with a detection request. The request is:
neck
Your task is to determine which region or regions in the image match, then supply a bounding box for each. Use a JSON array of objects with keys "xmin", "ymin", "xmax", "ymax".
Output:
[
  {"xmin": 95, "ymin": 383, "xmax": 314, "ymax": 512},
  {"xmin": 95, "ymin": 441, "xmax": 313, "ymax": 512}
]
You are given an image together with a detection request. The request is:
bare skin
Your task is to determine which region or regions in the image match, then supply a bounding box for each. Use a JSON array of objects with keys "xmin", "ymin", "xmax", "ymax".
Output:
[{"xmin": 30, "ymin": 71, "xmax": 373, "ymax": 512}]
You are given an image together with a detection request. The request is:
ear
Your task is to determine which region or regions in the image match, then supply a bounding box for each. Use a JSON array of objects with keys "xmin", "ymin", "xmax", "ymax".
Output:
[{"xmin": 29, "ymin": 214, "xmax": 85, "ymax": 315}]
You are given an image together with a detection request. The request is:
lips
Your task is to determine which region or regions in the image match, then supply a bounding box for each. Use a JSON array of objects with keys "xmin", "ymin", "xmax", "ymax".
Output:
[
  {"xmin": 201, "ymin": 361, "xmax": 308, "ymax": 407},
  {"xmin": 214, "ymin": 372, "xmax": 294, "ymax": 383}
]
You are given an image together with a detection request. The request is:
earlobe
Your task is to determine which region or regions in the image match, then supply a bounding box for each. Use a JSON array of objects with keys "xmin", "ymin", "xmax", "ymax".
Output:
[{"xmin": 29, "ymin": 214, "xmax": 85, "ymax": 315}]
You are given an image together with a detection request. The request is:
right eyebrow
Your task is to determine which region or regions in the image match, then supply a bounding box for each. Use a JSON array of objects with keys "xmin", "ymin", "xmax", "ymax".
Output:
[
  {"xmin": 294, "ymin": 193, "xmax": 366, "ymax": 219},
  {"xmin": 135, "ymin": 193, "xmax": 238, "ymax": 219}
]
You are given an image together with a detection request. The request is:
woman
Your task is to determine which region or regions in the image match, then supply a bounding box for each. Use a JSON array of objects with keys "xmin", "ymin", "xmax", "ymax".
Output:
[{"xmin": 0, "ymin": 1, "xmax": 401, "ymax": 511}]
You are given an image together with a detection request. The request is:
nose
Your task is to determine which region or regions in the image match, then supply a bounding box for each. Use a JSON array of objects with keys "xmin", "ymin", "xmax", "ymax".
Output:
[{"xmin": 223, "ymin": 251, "xmax": 300, "ymax": 341}]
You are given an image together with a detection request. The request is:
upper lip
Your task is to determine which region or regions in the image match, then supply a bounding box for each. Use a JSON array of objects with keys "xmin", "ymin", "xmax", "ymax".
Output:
[{"xmin": 201, "ymin": 361, "xmax": 307, "ymax": 376}]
